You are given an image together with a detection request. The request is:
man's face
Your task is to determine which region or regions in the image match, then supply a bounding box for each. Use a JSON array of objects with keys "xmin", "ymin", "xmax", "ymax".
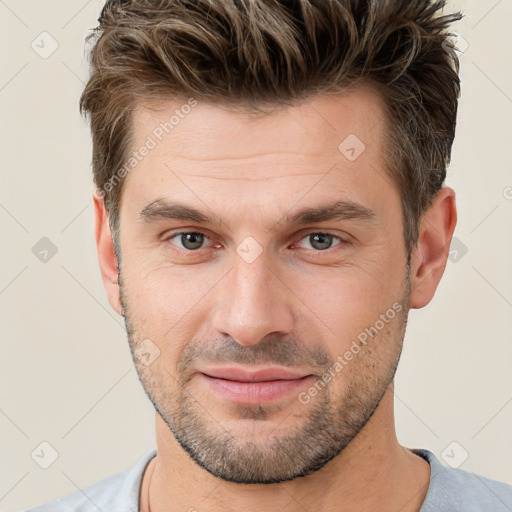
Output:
[{"xmin": 116, "ymin": 87, "xmax": 411, "ymax": 483}]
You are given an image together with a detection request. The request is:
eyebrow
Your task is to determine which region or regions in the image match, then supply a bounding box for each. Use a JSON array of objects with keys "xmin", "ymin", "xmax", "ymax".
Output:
[{"xmin": 139, "ymin": 198, "xmax": 377, "ymax": 231}]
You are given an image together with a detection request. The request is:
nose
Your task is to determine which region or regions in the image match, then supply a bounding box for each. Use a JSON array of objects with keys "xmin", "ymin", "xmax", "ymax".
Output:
[{"xmin": 211, "ymin": 248, "xmax": 295, "ymax": 347}]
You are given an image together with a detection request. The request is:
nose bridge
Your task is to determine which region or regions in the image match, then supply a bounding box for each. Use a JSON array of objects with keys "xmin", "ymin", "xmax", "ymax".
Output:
[{"xmin": 211, "ymin": 243, "xmax": 294, "ymax": 346}]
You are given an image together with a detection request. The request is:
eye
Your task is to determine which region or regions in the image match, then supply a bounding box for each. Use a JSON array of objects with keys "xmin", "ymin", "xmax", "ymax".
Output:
[
  {"xmin": 295, "ymin": 232, "xmax": 347, "ymax": 251},
  {"xmin": 167, "ymin": 231, "xmax": 212, "ymax": 251},
  {"xmin": 164, "ymin": 230, "xmax": 349, "ymax": 255}
]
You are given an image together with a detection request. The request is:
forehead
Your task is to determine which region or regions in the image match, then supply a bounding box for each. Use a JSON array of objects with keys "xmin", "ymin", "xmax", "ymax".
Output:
[
  {"xmin": 120, "ymin": 86, "xmax": 397, "ymax": 225},
  {"xmin": 131, "ymin": 86, "xmax": 386, "ymax": 167}
]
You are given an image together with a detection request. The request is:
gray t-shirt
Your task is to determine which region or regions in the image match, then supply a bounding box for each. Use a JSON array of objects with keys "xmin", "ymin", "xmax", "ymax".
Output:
[{"xmin": 25, "ymin": 447, "xmax": 512, "ymax": 511}]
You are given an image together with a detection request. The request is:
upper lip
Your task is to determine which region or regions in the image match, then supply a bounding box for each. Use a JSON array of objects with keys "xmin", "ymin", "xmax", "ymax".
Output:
[{"xmin": 200, "ymin": 366, "xmax": 311, "ymax": 382}]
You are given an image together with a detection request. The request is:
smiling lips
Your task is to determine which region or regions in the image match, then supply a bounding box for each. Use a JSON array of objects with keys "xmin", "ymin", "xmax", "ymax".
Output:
[{"xmin": 199, "ymin": 366, "xmax": 314, "ymax": 404}]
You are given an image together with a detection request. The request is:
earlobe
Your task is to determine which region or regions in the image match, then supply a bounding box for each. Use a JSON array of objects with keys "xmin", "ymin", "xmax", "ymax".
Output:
[
  {"xmin": 409, "ymin": 187, "xmax": 457, "ymax": 310},
  {"xmin": 93, "ymin": 189, "xmax": 123, "ymax": 316}
]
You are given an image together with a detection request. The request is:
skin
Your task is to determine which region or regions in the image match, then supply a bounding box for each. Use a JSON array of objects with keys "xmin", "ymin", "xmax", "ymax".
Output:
[{"xmin": 94, "ymin": 85, "xmax": 457, "ymax": 512}]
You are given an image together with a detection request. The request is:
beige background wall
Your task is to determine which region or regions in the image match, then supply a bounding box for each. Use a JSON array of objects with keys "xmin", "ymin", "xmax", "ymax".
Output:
[{"xmin": 1, "ymin": 1, "xmax": 511, "ymax": 510}]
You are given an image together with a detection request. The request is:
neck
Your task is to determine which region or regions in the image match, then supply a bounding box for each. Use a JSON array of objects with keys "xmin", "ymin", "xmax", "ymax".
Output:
[{"xmin": 141, "ymin": 385, "xmax": 430, "ymax": 512}]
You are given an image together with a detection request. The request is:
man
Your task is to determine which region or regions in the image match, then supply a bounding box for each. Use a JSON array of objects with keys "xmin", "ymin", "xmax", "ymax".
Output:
[{"xmin": 27, "ymin": 0, "xmax": 512, "ymax": 511}]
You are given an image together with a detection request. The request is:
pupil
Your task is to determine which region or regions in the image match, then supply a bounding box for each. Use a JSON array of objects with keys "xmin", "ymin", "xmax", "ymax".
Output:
[
  {"xmin": 311, "ymin": 233, "xmax": 332, "ymax": 250},
  {"xmin": 182, "ymin": 233, "xmax": 204, "ymax": 250}
]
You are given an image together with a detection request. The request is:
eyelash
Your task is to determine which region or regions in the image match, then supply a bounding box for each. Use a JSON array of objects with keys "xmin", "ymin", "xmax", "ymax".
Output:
[{"xmin": 164, "ymin": 230, "xmax": 350, "ymax": 255}]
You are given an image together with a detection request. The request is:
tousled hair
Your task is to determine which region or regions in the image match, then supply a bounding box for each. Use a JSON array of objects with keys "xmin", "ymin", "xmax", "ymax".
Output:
[{"xmin": 80, "ymin": 0, "xmax": 462, "ymax": 257}]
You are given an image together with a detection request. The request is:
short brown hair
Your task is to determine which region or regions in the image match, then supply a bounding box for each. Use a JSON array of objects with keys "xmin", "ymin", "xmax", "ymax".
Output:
[{"xmin": 80, "ymin": 0, "xmax": 462, "ymax": 257}]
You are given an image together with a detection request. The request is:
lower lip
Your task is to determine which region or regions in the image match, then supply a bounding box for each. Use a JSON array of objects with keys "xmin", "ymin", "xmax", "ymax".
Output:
[{"xmin": 199, "ymin": 373, "xmax": 313, "ymax": 404}]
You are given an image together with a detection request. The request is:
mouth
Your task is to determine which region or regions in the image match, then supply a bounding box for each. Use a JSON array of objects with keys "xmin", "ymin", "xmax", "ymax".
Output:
[
  {"xmin": 201, "ymin": 366, "xmax": 312, "ymax": 382},
  {"xmin": 198, "ymin": 366, "xmax": 314, "ymax": 404}
]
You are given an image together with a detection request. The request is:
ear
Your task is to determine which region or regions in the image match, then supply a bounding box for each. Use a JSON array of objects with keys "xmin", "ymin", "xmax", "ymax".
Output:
[
  {"xmin": 93, "ymin": 189, "xmax": 122, "ymax": 316},
  {"xmin": 409, "ymin": 186, "xmax": 457, "ymax": 309}
]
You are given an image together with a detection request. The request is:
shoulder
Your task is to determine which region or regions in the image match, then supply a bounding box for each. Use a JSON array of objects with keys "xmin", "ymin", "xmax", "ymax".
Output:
[
  {"xmin": 413, "ymin": 448, "xmax": 512, "ymax": 512},
  {"xmin": 23, "ymin": 448, "xmax": 157, "ymax": 512}
]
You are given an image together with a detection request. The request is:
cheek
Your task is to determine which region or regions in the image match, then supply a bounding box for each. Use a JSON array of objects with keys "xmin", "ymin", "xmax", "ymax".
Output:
[
  {"xmin": 121, "ymin": 258, "xmax": 219, "ymax": 342},
  {"xmin": 289, "ymin": 261, "xmax": 405, "ymax": 366}
]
